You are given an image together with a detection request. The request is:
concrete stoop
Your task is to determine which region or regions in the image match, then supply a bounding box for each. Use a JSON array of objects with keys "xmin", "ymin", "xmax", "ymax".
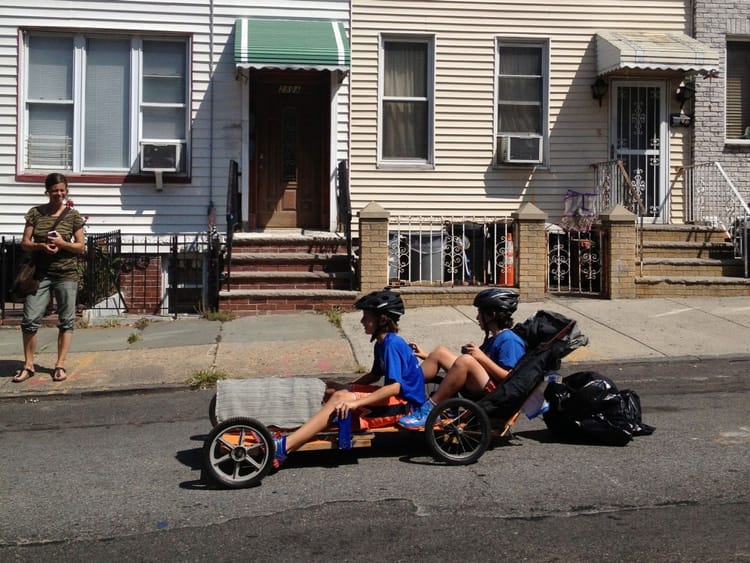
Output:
[
  {"xmin": 635, "ymin": 224, "xmax": 749, "ymax": 297},
  {"xmin": 219, "ymin": 231, "xmax": 356, "ymax": 314}
]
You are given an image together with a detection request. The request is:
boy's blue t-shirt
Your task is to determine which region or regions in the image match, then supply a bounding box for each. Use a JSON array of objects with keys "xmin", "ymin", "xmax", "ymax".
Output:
[
  {"xmin": 371, "ymin": 332, "xmax": 426, "ymax": 407},
  {"xmin": 480, "ymin": 329, "xmax": 526, "ymax": 370}
]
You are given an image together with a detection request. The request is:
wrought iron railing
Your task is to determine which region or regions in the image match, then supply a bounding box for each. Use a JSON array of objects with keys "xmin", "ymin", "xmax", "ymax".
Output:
[
  {"xmin": 1, "ymin": 232, "xmax": 224, "ymax": 321},
  {"xmin": 388, "ymin": 216, "xmax": 515, "ymax": 286},
  {"xmin": 337, "ymin": 160, "xmax": 356, "ymax": 289},
  {"xmin": 223, "ymin": 159, "xmax": 241, "ymax": 291},
  {"xmin": 591, "ymin": 159, "xmax": 646, "ymax": 274},
  {"xmin": 682, "ymin": 161, "xmax": 750, "ymax": 232},
  {"xmin": 0, "ymin": 237, "xmax": 24, "ymax": 320},
  {"xmin": 547, "ymin": 226, "xmax": 604, "ymax": 295},
  {"xmin": 590, "ymin": 159, "xmax": 646, "ymax": 217},
  {"xmin": 682, "ymin": 161, "xmax": 750, "ymax": 277}
]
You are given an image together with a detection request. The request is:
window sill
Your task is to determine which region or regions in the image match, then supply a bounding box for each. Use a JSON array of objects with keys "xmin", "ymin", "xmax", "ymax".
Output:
[
  {"xmin": 376, "ymin": 162, "xmax": 435, "ymax": 171},
  {"xmin": 493, "ymin": 163, "xmax": 548, "ymax": 170},
  {"xmin": 16, "ymin": 172, "xmax": 191, "ymax": 185},
  {"xmin": 724, "ymin": 140, "xmax": 750, "ymax": 147}
]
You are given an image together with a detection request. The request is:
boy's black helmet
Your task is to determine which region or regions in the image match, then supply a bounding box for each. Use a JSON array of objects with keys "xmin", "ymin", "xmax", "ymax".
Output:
[
  {"xmin": 473, "ymin": 288, "xmax": 519, "ymax": 314},
  {"xmin": 354, "ymin": 290, "xmax": 405, "ymax": 320}
]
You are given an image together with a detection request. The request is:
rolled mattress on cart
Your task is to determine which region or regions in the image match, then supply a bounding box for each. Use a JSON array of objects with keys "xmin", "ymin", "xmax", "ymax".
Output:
[{"xmin": 216, "ymin": 377, "xmax": 326, "ymax": 429}]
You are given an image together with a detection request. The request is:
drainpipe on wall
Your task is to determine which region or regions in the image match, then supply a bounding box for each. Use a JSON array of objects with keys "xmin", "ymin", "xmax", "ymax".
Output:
[{"xmin": 207, "ymin": 0, "xmax": 216, "ymax": 229}]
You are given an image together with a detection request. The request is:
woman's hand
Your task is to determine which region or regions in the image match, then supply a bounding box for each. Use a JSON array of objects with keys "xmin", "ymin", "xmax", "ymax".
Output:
[{"xmin": 40, "ymin": 240, "xmax": 59, "ymax": 254}]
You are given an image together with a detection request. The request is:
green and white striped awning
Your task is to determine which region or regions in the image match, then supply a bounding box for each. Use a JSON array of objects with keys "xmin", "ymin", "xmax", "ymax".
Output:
[{"xmin": 234, "ymin": 18, "xmax": 350, "ymax": 71}]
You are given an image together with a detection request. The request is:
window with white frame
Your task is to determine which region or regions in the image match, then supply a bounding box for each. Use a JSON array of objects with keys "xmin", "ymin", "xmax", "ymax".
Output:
[
  {"xmin": 22, "ymin": 32, "xmax": 189, "ymax": 173},
  {"xmin": 726, "ymin": 39, "xmax": 750, "ymax": 143},
  {"xmin": 495, "ymin": 41, "xmax": 547, "ymax": 165},
  {"xmin": 380, "ymin": 37, "xmax": 433, "ymax": 164}
]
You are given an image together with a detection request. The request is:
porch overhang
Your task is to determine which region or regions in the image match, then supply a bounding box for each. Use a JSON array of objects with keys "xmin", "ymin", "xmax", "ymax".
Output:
[
  {"xmin": 595, "ymin": 31, "xmax": 719, "ymax": 76},
  {"xmin": 234, "ymin": 18, "xmax": 350, "ymax": 72}
]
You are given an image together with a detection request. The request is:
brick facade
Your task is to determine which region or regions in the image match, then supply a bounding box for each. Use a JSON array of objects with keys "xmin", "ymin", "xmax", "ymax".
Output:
[
  {"xmin": 693, "ymin": 1, "xmax": 750, "ymax": 194},
  {"xmin": 119, "ymin": 257, "xmax": 164, "ymax": 315}
]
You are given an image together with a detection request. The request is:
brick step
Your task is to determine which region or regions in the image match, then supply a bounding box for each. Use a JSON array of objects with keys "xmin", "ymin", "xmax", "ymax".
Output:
[
  {"xmin": 637, "ymin": 258, "xmax": 745, "ymax": 277},
  {"xmin": 640, "ymin": 224, "xmax": 730, "ymax": 244},
  {"xmin": 635, "ymin": 276, "xmax": 750, "ymax": 297},
  {"xmin": 218, "ymin": 288, "xmax": 359, "ymax": 315},
  {"xmin": 641, "ymin": 241, "xmax": 736, "ymax": 259},
  {"xmin": 227, "ymin": 271, "xmax": 353, "ymax": 290},
  {"xmin": 230, "ymin": 242, "xmax": 349, "ymax": 254},
  {"xmin": 230, "ymin": 232, "xmax": 347, "ymax": 255},
  {"xmin": 230, "ymin": 252, "xmax": 350, "ymax": 265}
]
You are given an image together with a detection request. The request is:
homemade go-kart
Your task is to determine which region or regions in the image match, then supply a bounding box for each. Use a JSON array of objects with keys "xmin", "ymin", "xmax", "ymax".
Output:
[{"xmin": 202, "ymin": 310, "xmax": 587, "ymax": 489}]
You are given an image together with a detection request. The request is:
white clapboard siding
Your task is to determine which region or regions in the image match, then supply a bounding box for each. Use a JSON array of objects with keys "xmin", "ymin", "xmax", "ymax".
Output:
[
  {"xmin": 350, "ymin": 0, "xmax": 691, "ymax": 225},
  {"xmin": 0, "ymin": 0, "xmax": 350, "ymax": 238}
]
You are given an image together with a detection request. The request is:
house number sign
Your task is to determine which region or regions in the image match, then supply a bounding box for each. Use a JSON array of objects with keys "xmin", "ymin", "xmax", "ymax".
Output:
[{"xmin": 278, "ymin": 85, "xmax": 302, "ymax": 94}]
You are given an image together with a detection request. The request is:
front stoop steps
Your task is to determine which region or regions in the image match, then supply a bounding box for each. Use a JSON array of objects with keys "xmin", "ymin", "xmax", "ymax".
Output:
[
  {"xmin": 635, "ymin": 224, "xmax": 750, "ymax": 297},
  {"xmin": 219, "ymin": 231, "xmax": 358, "ymax": 315}
]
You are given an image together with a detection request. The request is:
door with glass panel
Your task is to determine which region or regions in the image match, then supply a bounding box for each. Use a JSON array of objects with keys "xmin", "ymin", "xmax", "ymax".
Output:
[
  {"xmin": 610, "ymin": 81, "xmax": 669, "ymax": 222},
  {"xmin": 249, "ymin": 71, "xmax": 328, "ymax": 228}
]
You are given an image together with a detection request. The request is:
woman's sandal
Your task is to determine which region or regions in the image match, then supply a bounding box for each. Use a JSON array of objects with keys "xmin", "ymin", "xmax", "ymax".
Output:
[
  {"xmin": 12, "ymin": 367, "xmax": 34, "ymax": 383},
  {"xmin": 52, "ymin": 367, "xmax": 67, "ymax": 382}
]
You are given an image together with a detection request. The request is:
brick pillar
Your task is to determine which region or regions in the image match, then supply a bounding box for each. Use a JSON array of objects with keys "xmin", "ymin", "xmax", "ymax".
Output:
[
  {"xmin": 601, "ymin": 204, "xmax": 637, "ymax": 299},
  {"xmin": 512, "ymin": 202, "xmax": 548, "ymax": 302},
  {"xmin": 358, "ymin": 201, "xmax": 390, "ymax": 293}
]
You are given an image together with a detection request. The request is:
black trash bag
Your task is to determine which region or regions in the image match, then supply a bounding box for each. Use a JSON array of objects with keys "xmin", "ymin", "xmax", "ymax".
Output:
[
  {"xmin": 478, "ymin": 310, "xmax": 588, "ymax": 421},
  {"xmin": 608, "ymin": 389, "xmax": 656, "ymax": 437},
  {"xmin": 543, "ymin": 371, "xmax": 654, "ymax": 446}
]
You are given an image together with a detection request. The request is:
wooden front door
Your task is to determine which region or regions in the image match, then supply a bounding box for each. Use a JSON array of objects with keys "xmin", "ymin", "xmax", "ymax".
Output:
[{"xmin": 250, "ymin": 72, "xmax": 329, "ymax": 229}]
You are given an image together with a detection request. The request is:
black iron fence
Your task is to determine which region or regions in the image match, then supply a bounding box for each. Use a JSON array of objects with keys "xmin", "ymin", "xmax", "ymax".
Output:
[
  {"xmin": 337, "ymin": 159, "xmax": 356, "ymax": 289},
  {"xmin": 547, "ymin": 227, "xmax": 604, "ymax": 295},
  {"xmin": 224, "ymin": 159, "xmax": 240, "ymax": 291},
  {"xmin": 1, "ymin": 231, "xmax": 224, "ymax": 321},
  {"xmin": 388, "ymin": 217, "xmax": 516, "ymax": 286}
]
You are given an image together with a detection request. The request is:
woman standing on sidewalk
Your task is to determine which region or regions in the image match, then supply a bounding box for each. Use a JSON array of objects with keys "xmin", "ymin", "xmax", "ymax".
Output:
[{"xmin": 12, "ymin": 173, "xmax": 85, "ymax": 383}]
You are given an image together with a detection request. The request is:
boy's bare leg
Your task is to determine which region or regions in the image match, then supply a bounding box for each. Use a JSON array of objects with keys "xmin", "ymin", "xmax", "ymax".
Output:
[
  {"xmin": 431, "ymin": 355, "xmax": 490, "ymax": 404},
  {"xmin": 284, "ymin": 390, "xmax": 358, "ymax": 453},
  {"xmin": 420, "ymin": 346, "xmax": 459, "ymax": 381}
]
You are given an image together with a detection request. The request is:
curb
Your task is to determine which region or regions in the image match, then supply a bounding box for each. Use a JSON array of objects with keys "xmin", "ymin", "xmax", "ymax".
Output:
[{"xmin": 3, "ymin": 355, "xmax": 748, "ymax": 402}]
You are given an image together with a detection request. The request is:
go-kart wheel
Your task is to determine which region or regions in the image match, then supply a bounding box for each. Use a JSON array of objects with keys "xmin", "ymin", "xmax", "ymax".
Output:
[
  {"xmin": 425, "ymin": 397, "xmax": 491, "ymax": 465},
  {"xmin": 203, "ymin": 417, "xmax": 274, "ymax": 488},
  {"xmin": 208, "ymin": 394, "xmax": 218, "ymax": 427}
]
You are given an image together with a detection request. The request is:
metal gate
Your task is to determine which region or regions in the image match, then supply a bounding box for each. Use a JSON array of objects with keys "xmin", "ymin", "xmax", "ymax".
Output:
[{"xmin": 611, "ymin": 81, "xmax": 669, "ymax": 222}]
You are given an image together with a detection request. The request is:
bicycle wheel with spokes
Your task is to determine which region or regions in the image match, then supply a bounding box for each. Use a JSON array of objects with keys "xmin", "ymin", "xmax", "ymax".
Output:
[
  {"xmin": 425, "ymin": 398, "xmax": 491, "ymax": 465},
  {"xmin": 203, "ymin": 417, "xmax": 274, "ymax": 488}
]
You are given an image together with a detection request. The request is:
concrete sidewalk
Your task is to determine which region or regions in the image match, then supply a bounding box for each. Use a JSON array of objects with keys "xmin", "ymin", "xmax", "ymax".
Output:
[{"xmin": 1, "ymin": 296, "xmax": 749, "ymax": 399}]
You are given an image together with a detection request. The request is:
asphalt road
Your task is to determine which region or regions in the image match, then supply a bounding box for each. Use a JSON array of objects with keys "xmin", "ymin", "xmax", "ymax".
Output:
[{"xmin": 1, "ymin": 358, "xmax": 749, "ymax": 562}]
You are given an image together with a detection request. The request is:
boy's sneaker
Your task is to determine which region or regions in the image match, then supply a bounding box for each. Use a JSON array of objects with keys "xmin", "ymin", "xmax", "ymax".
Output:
[
  {"xmin": 398, "ymin": 399, "xmax": 435, "ymax": 430},
  {"xmin": 272, "ymin": 436, "xmax": 287, "ymax": 469}
]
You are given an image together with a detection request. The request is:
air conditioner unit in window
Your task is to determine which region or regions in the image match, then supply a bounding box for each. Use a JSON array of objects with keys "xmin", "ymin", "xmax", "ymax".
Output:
[
  {"xmin": 140, "ymin": 142, "xmax": 182, "ymax": 172},
  {"xmin": 140, "ymin": 142, "xmax": 182, "ymax": 190},
  {"xmin": 499, "ymin": 136, "xmax": 543, "ymax": 164}
]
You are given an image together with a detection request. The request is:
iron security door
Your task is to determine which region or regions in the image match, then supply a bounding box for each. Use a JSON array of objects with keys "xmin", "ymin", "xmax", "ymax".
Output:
[{"xmin": 611, "ymin": 82, "xmax": 669, "ymax": 222}]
